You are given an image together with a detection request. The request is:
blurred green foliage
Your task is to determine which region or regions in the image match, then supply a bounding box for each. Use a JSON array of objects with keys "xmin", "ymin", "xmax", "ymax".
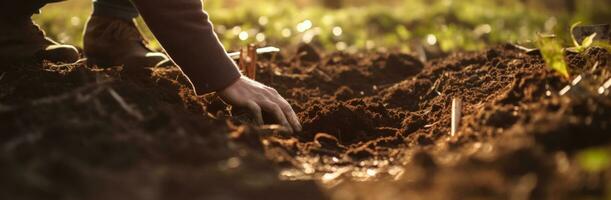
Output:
[
  {"xmin": 578, "ymin": 147, "xmax": 611, "ymax": 173},
  {"xmin": 537, "ymin": 34, "xmax": 570, "ymax": 78},
  {"xmin": 33, "ymin": 0, "xmax": 611, "ymax": 53},
  {"xmin": 570, "ymin": 22, "xmax": 598, "ymax": 53}
]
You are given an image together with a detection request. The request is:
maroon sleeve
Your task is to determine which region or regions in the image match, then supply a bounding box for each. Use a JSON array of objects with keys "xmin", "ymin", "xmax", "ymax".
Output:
[{"xmin": 130, "ymin": 0, "xmax": 241, "ymax": 95}]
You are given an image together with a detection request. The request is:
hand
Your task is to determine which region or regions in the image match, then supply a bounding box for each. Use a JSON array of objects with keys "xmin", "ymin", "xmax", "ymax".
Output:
[{"xmin": 218, "ymin": 76, "xmax": 302, "ymax": 133}]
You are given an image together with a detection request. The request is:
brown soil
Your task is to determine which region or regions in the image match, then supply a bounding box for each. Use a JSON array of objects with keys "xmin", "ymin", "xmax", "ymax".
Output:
[
  {"xmin": 0, "ymin": 61, "xmax": 323, "ymax": 200},
  {"xmin": 0, "ymin": 44, "xmax": 609, "ymax": 199},
  {"xmin": 250, "ymin": 44, "xmax": 610, "ymax": 199}
]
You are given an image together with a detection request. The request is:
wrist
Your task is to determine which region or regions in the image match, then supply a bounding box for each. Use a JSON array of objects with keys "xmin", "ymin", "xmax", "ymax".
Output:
[{"xmin": 216, "ymin": 74, "xmax": 242, "ymax": 93}]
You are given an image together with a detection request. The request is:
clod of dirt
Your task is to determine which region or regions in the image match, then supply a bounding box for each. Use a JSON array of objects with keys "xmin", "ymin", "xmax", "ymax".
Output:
[
  {"xmin": 299, "ymin": 99, "xmax": 399, "ymax": 145},
  {"xmin": 334, "ymin": 86, "xmax": 355, "ymax": 101},
  {"xmin": 381, "ymin": 78, "xmax": 433, "ymax": 111},
  {"xmin": 296, "ymin": 43, "xmax": 321, "ymax": 63},
  {"xmin": 311, "ymin": 132, "xmax": 346, "ymax": 155},
  {"xmin": 378, "ymin": 53, "xmax": 424, "ymax": 79}
]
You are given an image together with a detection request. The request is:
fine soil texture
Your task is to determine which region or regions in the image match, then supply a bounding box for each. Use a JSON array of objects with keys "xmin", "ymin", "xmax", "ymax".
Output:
[{"xmin": 1, "ymin": 44, "xmax": 610, "ymax": 200}]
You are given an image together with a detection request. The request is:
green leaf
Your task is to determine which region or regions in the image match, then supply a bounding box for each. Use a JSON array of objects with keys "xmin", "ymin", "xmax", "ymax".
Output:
[
  {"xmin": 550, "ymin": 59, "xmax": 569, "ymax": 78},
  {"xmin": 581, "ymin": 32, "xmax": 597, "ymax": 49},
  {"xmin": 570, "ymin": 21, "xmax": 582, "ymax": 48},
  {"xmin": 537, "ymin": 35, "xmax": 570, "ymax": 78},
  {"xmin": 395, "ymin": 25, "xmax": 411, "ymax": 40}
]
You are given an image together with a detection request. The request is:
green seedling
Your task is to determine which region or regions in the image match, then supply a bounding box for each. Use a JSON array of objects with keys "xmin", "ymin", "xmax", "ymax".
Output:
[
  {"xmin": 593, "ymin": 41, "xmax": 611, "ymax": 53},
  {"xmin": 570, "ymin": 22, "xmax": 598, "ymax": 53},
  {"xmin": 577, "ymin": 148, "xmax": 611, "ymax": 173},
  {"xmin": 537, "ymin": 34, "xmax": 570, "ymax": 79}
]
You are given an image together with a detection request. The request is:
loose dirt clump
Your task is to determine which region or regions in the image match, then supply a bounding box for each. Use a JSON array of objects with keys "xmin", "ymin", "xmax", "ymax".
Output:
[{"xmin": 299, "ymin": 98, "xmax": 401, "ymax": 145}]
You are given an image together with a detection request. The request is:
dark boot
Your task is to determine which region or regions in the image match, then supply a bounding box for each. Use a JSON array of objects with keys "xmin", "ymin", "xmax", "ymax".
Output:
[
  {"xmin": 0, "ymin": 16, "xmax": 80, "ymax": 64},
  {"xmin": 83, "ymin": 16, "xmax": 172, "ymax": 68}
]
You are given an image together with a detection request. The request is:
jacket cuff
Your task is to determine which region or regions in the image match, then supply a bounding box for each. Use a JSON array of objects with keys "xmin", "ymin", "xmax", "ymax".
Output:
[{"xmin": 191, "ymin": 63, "xmax": 242, "ymax": 95}]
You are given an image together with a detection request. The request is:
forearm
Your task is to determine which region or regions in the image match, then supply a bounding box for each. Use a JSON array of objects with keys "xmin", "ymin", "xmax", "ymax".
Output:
[{"xmin": 130, "ymin": 0, "xmax": 241, "ymax": 94}]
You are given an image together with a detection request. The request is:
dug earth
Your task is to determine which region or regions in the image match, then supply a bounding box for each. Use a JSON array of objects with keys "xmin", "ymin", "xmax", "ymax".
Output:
[{"xmin": 1, "ymin": 44, "xmax": 609, "ymax": 199}]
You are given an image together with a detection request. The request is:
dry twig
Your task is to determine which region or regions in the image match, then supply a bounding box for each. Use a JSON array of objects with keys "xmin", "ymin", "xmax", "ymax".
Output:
[
  {"xmin": 238, "ymin": 44, "xmax": 259, "ymax": 80},
  {"xmin": 451, "ymin": 97, "xmax": 462, "ymax": 136},
  {"xmin": 108, "ymin": 88, "xmax": 144, "ymax": 120},
  {"xmin": 46, "ymin": 58, "xmax": 88, "ymax": 68},
  {"xmin": 247, "ymin": 44, "xmax": 258, "ymax": 80},
  {"xmin": 599, "ymin": 78, "xmax": 611, "ymax": 95}
]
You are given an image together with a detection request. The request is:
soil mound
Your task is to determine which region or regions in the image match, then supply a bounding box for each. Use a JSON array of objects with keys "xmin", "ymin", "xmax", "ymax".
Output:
[
  {"xmin": 299, "ymin": 98, "xmax": 400, "ymax": 145},
  {"xmin": 0, "ymin": 61, "xmax": 323, "ymax": 200},
  {"xmin": 1, "ymin": 44, "xmax": 609, "ymax": 199}
]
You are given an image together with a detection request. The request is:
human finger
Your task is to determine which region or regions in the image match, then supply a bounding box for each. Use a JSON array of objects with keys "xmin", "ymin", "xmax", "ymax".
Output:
[
  {"xmin": 260, "ymin": 100, "xmax": 293, "ymax": 132},
  {"xmin": 246, "ymin": 101, "xmax": 263, "ymax": 125},
  {"xmin": 277, "ymin": 98, "xmax": 302, "ymax": 132},
  {"xmin": 265, "ymin": 88, "xmax": 302, "ymax": 132}
]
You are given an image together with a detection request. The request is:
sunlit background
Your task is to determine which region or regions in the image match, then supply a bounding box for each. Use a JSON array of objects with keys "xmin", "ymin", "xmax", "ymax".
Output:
[{"xmin": 34, "ymin": 0, "xmax": 610, "ymax": 53}]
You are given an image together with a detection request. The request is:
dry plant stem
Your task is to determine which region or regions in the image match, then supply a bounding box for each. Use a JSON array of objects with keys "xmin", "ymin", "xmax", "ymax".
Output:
[
  {"xmin": 47, "ymin": 59, "xmax": 87, "ymax": 67},
  {"xmin": 238, "ymin": 47, "xmax": 247, "ymax": 74},
  {"xmin": 237, "ymin": 44, "xmax": 259, "ymax": 80},
  {"xmin": 247, "ymin": 44, "xmax": 258, "ymax": 80},
  {"xmin": 600, "ymin": 78, "xmax": 611, "ymax": 95},
  {"xmin": 108, "ymin": 88, "xmax": 144, "ymax": 120},
  {"xmin": 451, "ymin": 97, "xmax": 462, "ymax": 136}
]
